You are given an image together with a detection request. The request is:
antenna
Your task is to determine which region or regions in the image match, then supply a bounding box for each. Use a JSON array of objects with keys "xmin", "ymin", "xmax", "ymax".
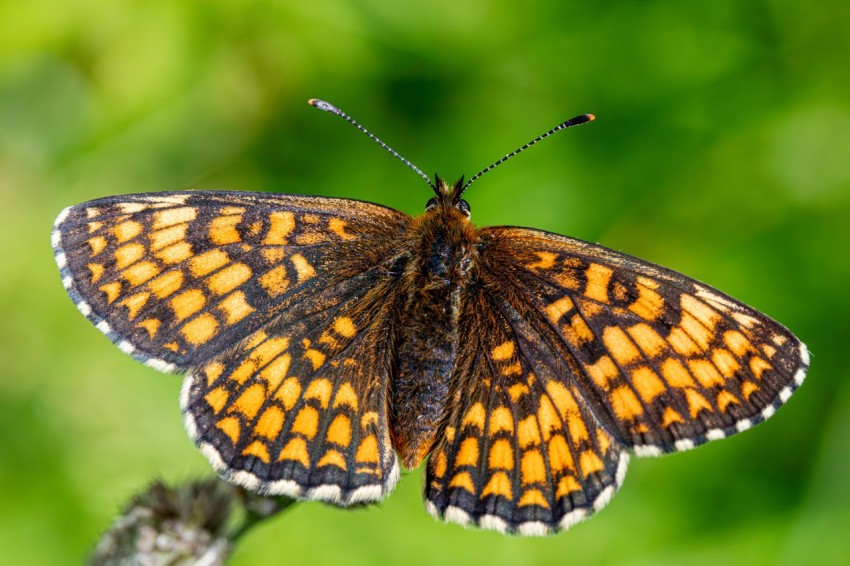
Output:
[
  {"xmin": 459, "ymin": 113, "xmax": 595, "ymax": 196},
  {"xmin": 308, "ymin": 99, "xmax": 436, "ymax": 193}
]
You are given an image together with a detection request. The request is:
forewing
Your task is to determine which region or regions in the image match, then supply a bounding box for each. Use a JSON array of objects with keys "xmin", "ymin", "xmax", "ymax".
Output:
[
  {"xmin": 52, "ymin": 191, "xmax": 410, "ymax": 372},
  {"xmin": 478, "ymin": 226, "xmax": 809, "ymax": 456},
  {"xmin": 424, "ymin": 284, "xmax": 628, "ymax": 535}
]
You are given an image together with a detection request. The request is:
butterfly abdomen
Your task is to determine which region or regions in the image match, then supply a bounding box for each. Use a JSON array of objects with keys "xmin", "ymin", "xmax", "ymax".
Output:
[{"xmin": 390, "ymin": 207, "xmax": 481, "ymax": 468}]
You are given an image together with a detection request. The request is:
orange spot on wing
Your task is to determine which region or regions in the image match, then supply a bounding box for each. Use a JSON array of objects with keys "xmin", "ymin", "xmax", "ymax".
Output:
[
  {"xmin": 586, "ymin": 355, "xmax": 620, "ymax": 390},
  {"xmin": 537, "ymin": 396, "xmax": 561, "ymax": 441},
  {"xmin": 517, "ymin": 416, "xmax": 541, "ymax": 448},
  {"xmin": 215, "ymin": 417, "xmax": 240, "ymax": 444},
  {"xmin": 258, "ymin": 353, "xmax": 290, "ymax": 390},
  {"xmin": 462, "ymin": 403, "xmax": 486, "ymax": 431},
  {"xmin": 491, "ymin": 341, "xmax": 515, "ymax": 361},
  {"xmin": 355, "ymin": 435, "xmax": 379, "ymax": 463},
  {"xmin": 275, "ymin": 377, "xmax": 302, "ymax": 410},
  {"xmin": 332, "ymin": 383, "xmax": 359, "ymax": 411},
  {"xmin": 304, "ymin": 349, "xmax": 326, "ymax": 370},
  {"xmin": 157, "ymin": 241, "xmax": 193, "ymax": 264},
  {"xmin": 170, "ymin": 289, "xmax": 206, "ymax": 321},
  {"xmin": 190, "ymin": 250, "xmax": 230, "ymax": 277},
  {"xmin": 292, "ymin": 406, "xmax": 319, "ymax": 439},
  {"xmin": 449, "ymin": 471, "xmax": 475, "ymax": 494},
  {"xmin": 278, "ymin": 438, "xmax": 310, "ymax": 467},
  {"xmin": 685, "ymin": 388, "xmax": 713, "ymax": 418},
  {"xmin": 521, "ymin": 449, "xmax": 546, "ymax": 484},
  {"xmin": 579, "ymin": 450, "xmax": 603, "ymax": 477},
  {"xmin": 122, "ymin": 262, "xmax": 161, "ymax": 287},
  {"xmin": 555, "ymin": 475, "xmax": 581, "ymax": 499},
  {"xmin": 488, "ymin": 407, "xmax": 514, "ymax": 435},
  {"xmin": 242, "ymin": 441, "xmax": 270, "ymax": 463},
  {"xmin": 329, "ymin": 217, "xmax": 356, "ymax": 240},
  {"xmin": 120, "ymin": 292, "xmax": 149, "ymax": 319},
  {"xmin": 455, "ymin": 437, "xmax": 479, "ymax": 467},
  {"xmin": 482, "ymin": 471, "xmax": 512, "ymax": 500},
  {"xmin": 627, "ymin": 323, "xmax": 667, "ymax": 358},
  {"xmin": 716, "ymin": 390, "xmax": 740, "ymax": 412},
  {"xmin": 661, "ymin": 358, "xmax": 696, "ymax": 388},
  {"xmin": 508, "ymin": 383, "xmax": 529, "ymax": 401},
  {"xmin": 318, "ymin": 450, "xmax": 347, "ymax": 470},
  {"xmin": 88, "ymin": 236, "xmax": 107, "ymax": 256},
  {"xmin": 260, "ymin": 265, "xmax": 290, "ymax": 297},
  {"xmin": 305, "ymin": 378, "xmax": 333, "ymax": 408},
  {"xmin": 487, "ymin": 438, "xmax": 514, "ymax": 470},
  {"xmin": 150, "ymin": 224, "xmax": 187, "ymax": 251},
  {"xmin": 187, "ymin": 331, "xmax": 218, "ymax": 361},
  {"xmin": 114, "ymin": 243, "xmax": 145, "ymax": 269},
  {"xmin": 661, "ymin": 406, "xmax": 684, "ymax": 428},
  {"xmin": 209, "ymin": 215, "xmax": 242, "ymax": 245},
  {"xmin": 564, "ymin": 313, "xmax": 594, "ymax": 347},
  {"xmin": 99, "ymin": 281, "xmax": 122, "ymax": 304},
  {"xmin": 217, "ymin": 290, "xmax": 255, "ymax": 325},
  {"xmin": 148, "ymin": 270, "xmax": 183, "ymax": 299},
  {"xmin": 206, "ymin": 262, "xmax": 251, "ymax": 296},
  {"xmin": 153, "ymin": 207, "xmax": 196, "ymax": 229},
  {"xmin": 333, "ymin": 317, "xmax": 357, "ymax": 338},
  {"xmin": 204, "ymin": 362, "xmax": 224, "ymax": 386},
  {"xmin": 603, "ymin": 326, "xmax": 642, "ymax": 365},
  {"xmin": 88, "ymin": 263, "xmax": 105, "ymax": 283},
  {"xmin": 680, "ymin": 312, "xmax": 713, "ymax": 351},
  {"xmin": 290, "ymin": 254, "xmax": 316, "ymax": 282},
  {"xmin": 113, "ymin": 220, "xmax": 142, "ymax": 242},
  {"xmin": 263, "ymin": 211, "xmax": 295, "ymax": 245},
  {"xmin": 204, "ymin": 387, "xmax": 229, "ymax": 414},
  {"xmin": 632, "ymin": 366, "xmax": 666, "ymax": 403},
  {"xmin": 548, "ymin": 435, "xmax": 574, "ymax": 473},
  {"xmin": 585, "ymin": 263, "xmax": 613, "ymax": 303},
  {"xmin": 610, "ymin": 386, "xmax": 644, "ymax": 420},
  {"xmin": 668, "ymin": 327, "xmax": 702, "ymax": 356},
  {"xmin": 545, "ymin": 296, "xmax": 574, "ymax": 324},
  {"xmin": 629, "ymin": 282, "xmax": 664, "ymax": 321},
  {"xmin": 326, "ymin": 414, "xmax": 352, "ymax": 447},
  {"xmin": 518, "ymin": 488, "xmax": 549, "ymax": 508},
  {"xmin": 255, "ymin": 406, "xmax": 284, "ymax": 440},
  {"xmin": 750, "ymin": 357, "xmax": 773, "ymax": 379},
  {"xmin": 527, "ymin": 251, "xmax": 557, "ymax": 270},
  {"xmin": 689, "ymin": 358, "xmax": 725, "ymax": 387},
  {"xmin": 232, "ymin": 383, "xmax": 266, "ymax": 420},
  {"xmin": 137, "ymin": 318, "xmax": 160, "ymax": 338}
]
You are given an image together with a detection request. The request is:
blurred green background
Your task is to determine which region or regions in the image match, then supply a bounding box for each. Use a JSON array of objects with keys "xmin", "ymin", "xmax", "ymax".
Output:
[{"xmin": 2, "ymin": 0, "xmax": 848, "ymax": 564}]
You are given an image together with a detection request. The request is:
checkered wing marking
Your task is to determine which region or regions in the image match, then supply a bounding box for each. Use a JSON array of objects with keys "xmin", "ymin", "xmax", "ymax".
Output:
[
  {"xmin": 181, "ymin": 270, "xmax": 401, "ymax": 504},
  {"xmin": 52, "ymin": 191, "xmax": 410, "ymax": 373},
  {"xmin": 479, "ymin": 227, "xmax": 809, "ymax": 457},
  {"xmin": 425, "ymin": 284, "xmax": 628, "ymax": 535}
]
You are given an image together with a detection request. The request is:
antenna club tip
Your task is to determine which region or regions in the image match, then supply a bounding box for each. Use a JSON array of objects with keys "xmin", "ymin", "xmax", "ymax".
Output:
[
  {"xmin": 308, "ymin": 98, "xmax": 337, "ymax": 113},
  {"xmin": 586, "ymin": 113, "xmax": 596, "ymax": 121}
]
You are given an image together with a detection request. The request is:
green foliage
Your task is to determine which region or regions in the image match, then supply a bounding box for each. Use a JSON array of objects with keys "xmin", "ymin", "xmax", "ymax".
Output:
[{"xmin": 1, "ymin": 1, "xmax": 847, "ymax": 563}]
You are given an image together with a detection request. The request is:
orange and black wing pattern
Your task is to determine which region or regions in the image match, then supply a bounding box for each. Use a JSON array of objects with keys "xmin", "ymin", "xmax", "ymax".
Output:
[
  {"xmin": 53, "ymin": 190, "xmax": 410, "ymax": 502},
  {"xmin": 425, "ymin": 226, "xmax": 807, "ymax": 534},
  {"xmin": 477, "ymin": 227, "xmax": 809, "ymax": 457},
  {"xmin": 425, "ymin": 282, "xmax": 628, "ymax": 534}
]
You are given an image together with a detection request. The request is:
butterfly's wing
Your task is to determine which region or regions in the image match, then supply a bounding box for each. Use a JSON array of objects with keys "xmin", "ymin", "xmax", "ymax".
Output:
[
  {"xmin": 425, "ymin": 283, "xmax": 628, "ymax": 534},
  {"xmin": 53, "ymin": 191, "xmax": 411, "ymax": 502},
  {"xmin": 424, "ymin": 226, "xmax": 808, "ymax": 534}
]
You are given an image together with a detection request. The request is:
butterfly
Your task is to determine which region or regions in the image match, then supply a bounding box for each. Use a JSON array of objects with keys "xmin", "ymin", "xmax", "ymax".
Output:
[{"xmin": 52, "ymin": 99, "xmax": 808, "ymax": 536}]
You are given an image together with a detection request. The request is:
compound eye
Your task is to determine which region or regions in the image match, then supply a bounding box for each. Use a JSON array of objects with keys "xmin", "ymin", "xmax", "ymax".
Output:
[
  {"xmin": 457, "ymin": 199, "xmax": 471, "ymax": 217},
  {"xmin": 425, "ymin": 197, "xmax": 438, "ymax": 211}
]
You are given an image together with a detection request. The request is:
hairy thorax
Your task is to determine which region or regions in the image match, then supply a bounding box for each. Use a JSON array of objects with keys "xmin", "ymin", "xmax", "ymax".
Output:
[{"xmin": 390, "ymin": 206, "xmax": 480, "ymax": 468}]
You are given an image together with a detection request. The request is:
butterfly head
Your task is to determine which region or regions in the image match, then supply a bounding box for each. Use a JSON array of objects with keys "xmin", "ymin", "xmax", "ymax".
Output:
[{"xmin": 426, "ymin": 175, "xmax": 471, "ymax": 218}]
